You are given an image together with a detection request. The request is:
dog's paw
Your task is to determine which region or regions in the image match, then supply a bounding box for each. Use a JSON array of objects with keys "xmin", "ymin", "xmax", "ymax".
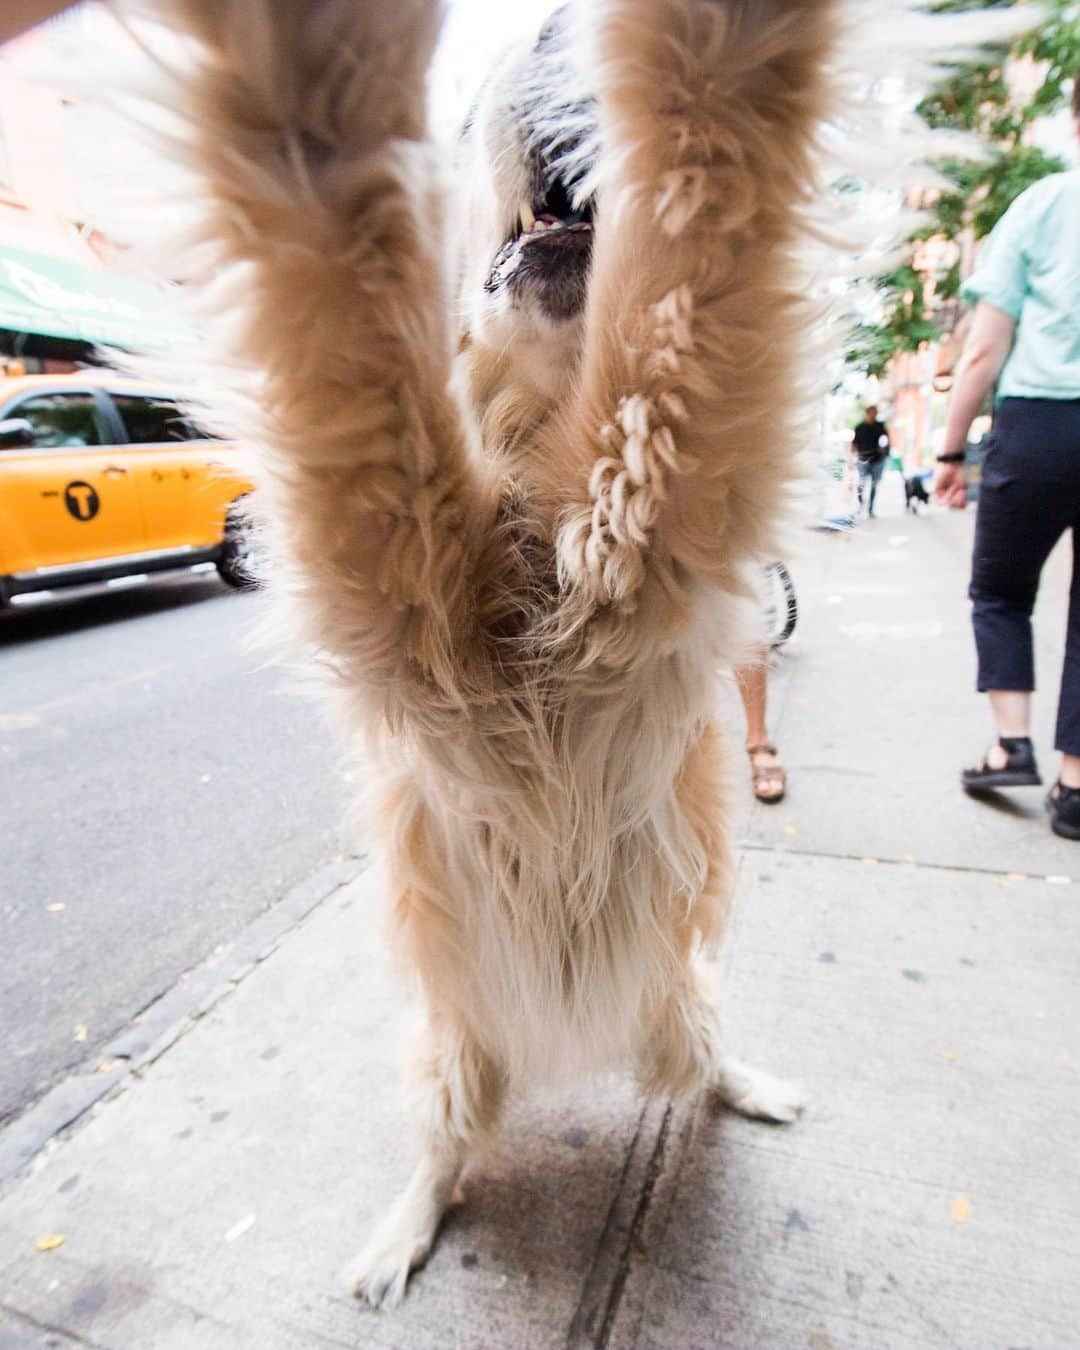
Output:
[
  {"xmin": 712, "ymin": 1058, "xmax": 808, "ymax": 1124},
  {"xmin": 343, "ymin": 1209, "xmax": 437, "ymax": 1308}
]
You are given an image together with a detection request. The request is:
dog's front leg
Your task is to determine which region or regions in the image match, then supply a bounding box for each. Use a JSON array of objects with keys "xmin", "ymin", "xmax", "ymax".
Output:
[
  {"xmin": 552, "ymin": 0, "xmax": 841, "ymax": 634},
  {"xmin": 130, "ymin": 0, "xmax": 489, "ymax": 723},
  {"xmin": 344, "ymin": 1010, "xmax": 506, "ymax": 1308}
]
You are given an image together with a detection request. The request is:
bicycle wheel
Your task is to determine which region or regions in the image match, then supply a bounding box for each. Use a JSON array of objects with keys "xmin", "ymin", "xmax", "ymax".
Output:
[{"xmin": 762, "ymin": 561, "xmax": 798, "ymax": 646}]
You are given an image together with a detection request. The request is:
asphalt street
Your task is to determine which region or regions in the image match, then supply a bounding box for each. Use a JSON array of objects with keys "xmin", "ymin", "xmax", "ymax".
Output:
[{"xmin": 0, "ymin": 571, "xmax": 350, "ymax": 1125}]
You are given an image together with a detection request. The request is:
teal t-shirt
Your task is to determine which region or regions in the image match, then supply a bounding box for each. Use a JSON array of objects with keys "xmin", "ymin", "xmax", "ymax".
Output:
[{"xmin": 961, "ymin": 168, "xmax": 1080, "ymax": 401}]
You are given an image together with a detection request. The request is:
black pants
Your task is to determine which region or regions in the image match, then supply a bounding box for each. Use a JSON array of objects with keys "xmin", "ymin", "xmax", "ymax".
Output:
[{"xmin": 970, "ymin": 397, "xmax": 1080, "ymax": 754}]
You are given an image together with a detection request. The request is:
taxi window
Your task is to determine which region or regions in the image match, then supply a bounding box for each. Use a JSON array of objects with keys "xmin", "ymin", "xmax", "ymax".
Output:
[
  {"xmin": 6, "ymin": 393, "xmax": 105, "ymax": 449},
  {"xmin": 113, "ymin": 395, "xmax": 193, "ymax": 443}
]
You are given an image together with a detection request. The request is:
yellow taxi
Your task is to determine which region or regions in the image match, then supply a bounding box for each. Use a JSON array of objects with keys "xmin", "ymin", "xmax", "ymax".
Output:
[{"xmin": 0, "ymin": 372, "xmax": 255, "ymax": 607}]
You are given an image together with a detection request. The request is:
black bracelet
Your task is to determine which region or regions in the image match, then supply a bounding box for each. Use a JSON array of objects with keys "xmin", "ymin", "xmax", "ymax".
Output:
[{"xmin": 936, "ymin": 451, "xmax": 965, "ymax": 464}]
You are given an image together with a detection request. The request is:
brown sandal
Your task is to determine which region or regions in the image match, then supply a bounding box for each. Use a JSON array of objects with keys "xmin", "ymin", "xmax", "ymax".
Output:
[{"xmin": 748, "ymin": 743, "xmax": 787, "ymax": 804}]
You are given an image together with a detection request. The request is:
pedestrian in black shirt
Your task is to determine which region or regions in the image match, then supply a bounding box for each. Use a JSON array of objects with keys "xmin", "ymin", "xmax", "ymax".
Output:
[{"xmin": 851, "ymin": 405, "xmax": 890, "ymax": 517}]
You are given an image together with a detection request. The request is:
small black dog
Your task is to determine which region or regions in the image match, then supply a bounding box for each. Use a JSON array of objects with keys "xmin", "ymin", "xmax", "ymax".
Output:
[{"xmin": 905, "ymin": 475, "xmax": 931, "ymax": 513}]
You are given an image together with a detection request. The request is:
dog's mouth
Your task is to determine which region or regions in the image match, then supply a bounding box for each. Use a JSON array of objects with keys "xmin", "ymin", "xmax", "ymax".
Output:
[
  {"xmin": 485, "ymin": 173, "xmax": 595, "ymax": 320},
  {"xmin": 513, "ymin": 172, "xmax": 594, "ymax": 248}
]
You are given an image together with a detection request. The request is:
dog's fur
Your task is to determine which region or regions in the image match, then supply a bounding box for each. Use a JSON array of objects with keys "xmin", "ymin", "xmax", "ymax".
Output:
[{"xmin": 112, "ymin": 0, "xmax": 1018, "ymax": 1308}]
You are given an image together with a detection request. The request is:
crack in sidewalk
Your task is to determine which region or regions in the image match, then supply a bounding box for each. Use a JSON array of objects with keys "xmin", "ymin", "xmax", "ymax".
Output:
[
  {"xmin": 565, "ymin": 1101, "xmax": 651, "ymax": 1347},
  {"xmin": 594, "ymin": 1102, "xmax": 673, "ymax": 1349},
  {"xmin": 0, "ymin": 1297, "xmax": 110, "ymax": 1348},
  {"xmin": 566, "ymin": 1099, "xmax": 676, "ymax": 1350},
  {"xmin": 739, "ymin": 838, "xmax": 1074, "ymax": 884}
]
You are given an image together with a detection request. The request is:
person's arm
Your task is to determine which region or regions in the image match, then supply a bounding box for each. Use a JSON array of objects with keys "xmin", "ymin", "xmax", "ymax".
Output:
[{"xmin": 934, "ymin": 301, "xmax": 1016, "ymax": 509}]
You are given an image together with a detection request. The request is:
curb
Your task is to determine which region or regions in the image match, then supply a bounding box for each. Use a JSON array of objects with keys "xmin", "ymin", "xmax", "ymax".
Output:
[{"xmin": 0, "ymin": 853, "xmax": 367, "ymax": 1191}]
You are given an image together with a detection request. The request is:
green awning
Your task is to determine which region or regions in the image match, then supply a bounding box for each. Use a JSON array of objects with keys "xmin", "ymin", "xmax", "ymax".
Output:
[{"xmin": 0, "ymin": 245, "xmax": 176, "ymax": 350}]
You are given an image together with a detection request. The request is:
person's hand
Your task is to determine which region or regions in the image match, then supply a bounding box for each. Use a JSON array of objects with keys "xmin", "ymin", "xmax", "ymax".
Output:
[{"xmin": 934, "ymin": 462, "xmax": 968, "ymax": 510}]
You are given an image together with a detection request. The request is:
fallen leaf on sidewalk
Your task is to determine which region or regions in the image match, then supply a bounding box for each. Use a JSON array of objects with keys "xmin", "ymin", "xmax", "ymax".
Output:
[
  {"xmin": 950, "ymin": 1195, "xmax": 971, "ymax": 1224},
  {"xmin": 1007, "ymin": 872, "xmax": 1027, "ymax": 881},
  {"xmin": 35, "ymin": 1235, "xmax": 65, "ymax": 1252},
  {"xmin": 96, "ymin": 1058, "xmax": 120, "ymax": 1074},
  {"xmin": 72, "ymin": 1024, "xmax": 88, "ymax": 1044},
  {"xmin": 935, "ymin": 1050, "xmax": 956, "ymax": 1063},
  {"xmin": 47, "ymin": 903, "xmax": 65, "ymax": 913}
]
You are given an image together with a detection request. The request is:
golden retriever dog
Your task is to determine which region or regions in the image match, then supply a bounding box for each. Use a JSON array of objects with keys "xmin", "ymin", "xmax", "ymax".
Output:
[{"xmin": 113, "ymin": 0, "xmax": 1012, "ymax": 1308}]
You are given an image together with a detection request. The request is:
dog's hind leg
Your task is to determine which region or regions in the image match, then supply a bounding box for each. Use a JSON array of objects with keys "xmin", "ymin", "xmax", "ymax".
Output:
[
  {"xmin": 345, "ymin": 1012, "xmax": 506, "ymax": 1308},
  {"xmin": 710, "ymin": 1055, "xmax": 808, "ymax": 1124},
  {"xmin": 638, "ymin": 964, "xmax": 806, "ymax": 1125}
]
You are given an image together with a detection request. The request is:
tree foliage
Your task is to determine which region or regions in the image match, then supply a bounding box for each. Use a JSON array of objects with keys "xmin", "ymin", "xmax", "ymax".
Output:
[{"xmin": 849, "ymin": 0, "xmax": 1079, "ymax": 377}]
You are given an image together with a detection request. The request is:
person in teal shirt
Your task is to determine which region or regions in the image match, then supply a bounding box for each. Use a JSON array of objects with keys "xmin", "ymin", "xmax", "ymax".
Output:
[{"xmin": 936, "ymin": 75, "xmax": 1080, "ymax": 838}]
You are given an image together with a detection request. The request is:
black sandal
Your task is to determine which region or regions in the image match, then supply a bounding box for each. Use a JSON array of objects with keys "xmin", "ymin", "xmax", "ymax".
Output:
[
  {"xmin": 1046, "ymin": 782, "xmax": 1080, "ymax": 839},
  {"xmin": 962, "ymin": 736, "xmax": 1042, "ymax": 791}
]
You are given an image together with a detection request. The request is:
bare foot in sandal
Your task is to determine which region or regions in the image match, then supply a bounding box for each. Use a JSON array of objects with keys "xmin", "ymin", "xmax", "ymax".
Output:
[
  {"xmin": 748, "ymin": 743, "xmax": 787, "ymax": 803},
  {"xmin": 735, "ymin": 654, "xmax": 787, "ymax": 804}
]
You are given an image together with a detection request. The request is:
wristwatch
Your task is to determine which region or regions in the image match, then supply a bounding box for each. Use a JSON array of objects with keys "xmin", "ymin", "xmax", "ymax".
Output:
[{"xmin": 935, "ymin": 451, "xmax": 965, "ymax": 464}]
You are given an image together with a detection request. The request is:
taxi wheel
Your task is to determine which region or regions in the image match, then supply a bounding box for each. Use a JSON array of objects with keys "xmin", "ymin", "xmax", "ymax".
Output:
[{"xmin": 217, "ymin": 509, "xmax": 258, "ymax": 591}]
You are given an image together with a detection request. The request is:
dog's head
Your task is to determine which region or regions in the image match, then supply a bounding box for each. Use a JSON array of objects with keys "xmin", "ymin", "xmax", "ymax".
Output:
[{"xmin": 453, "ymin": 7, "xmax": 598, "ymax": 395}]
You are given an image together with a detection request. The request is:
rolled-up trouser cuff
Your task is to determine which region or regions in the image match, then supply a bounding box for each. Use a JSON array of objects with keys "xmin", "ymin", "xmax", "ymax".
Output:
[{"xmin": 971, "ymin": 589, "xmax": 1035, "ymax": 693}]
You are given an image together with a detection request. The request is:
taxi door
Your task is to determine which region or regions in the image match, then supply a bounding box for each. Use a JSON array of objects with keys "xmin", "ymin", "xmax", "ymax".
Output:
[
  {"xmin": 0, "ymin": 388, "xmax": 145, "ymax": 574},
  {"xmin": 106, "ymin": 392, "xmax": 230, "ymax": 552}
]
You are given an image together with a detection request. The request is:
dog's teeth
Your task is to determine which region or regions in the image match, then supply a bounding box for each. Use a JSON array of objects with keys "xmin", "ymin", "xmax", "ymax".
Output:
[{"xmin": 520, "ymin": 200, "xmax": 535, "ymax": 231}]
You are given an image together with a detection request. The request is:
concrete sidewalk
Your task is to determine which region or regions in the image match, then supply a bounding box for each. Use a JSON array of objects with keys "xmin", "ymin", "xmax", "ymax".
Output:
[{"xmin": 2, "ymin": 476, "xmax": 1078, "ymax": 1349}]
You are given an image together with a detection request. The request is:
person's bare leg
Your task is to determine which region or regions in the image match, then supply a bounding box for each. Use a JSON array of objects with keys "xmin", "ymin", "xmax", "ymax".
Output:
[
  {"xmin": 736, "ymin": 654, "xmax": 784, "ymax": 799},
  {"xmin": 983, "ymin": 690, "xmax": 1032, "ymax": 769}
]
